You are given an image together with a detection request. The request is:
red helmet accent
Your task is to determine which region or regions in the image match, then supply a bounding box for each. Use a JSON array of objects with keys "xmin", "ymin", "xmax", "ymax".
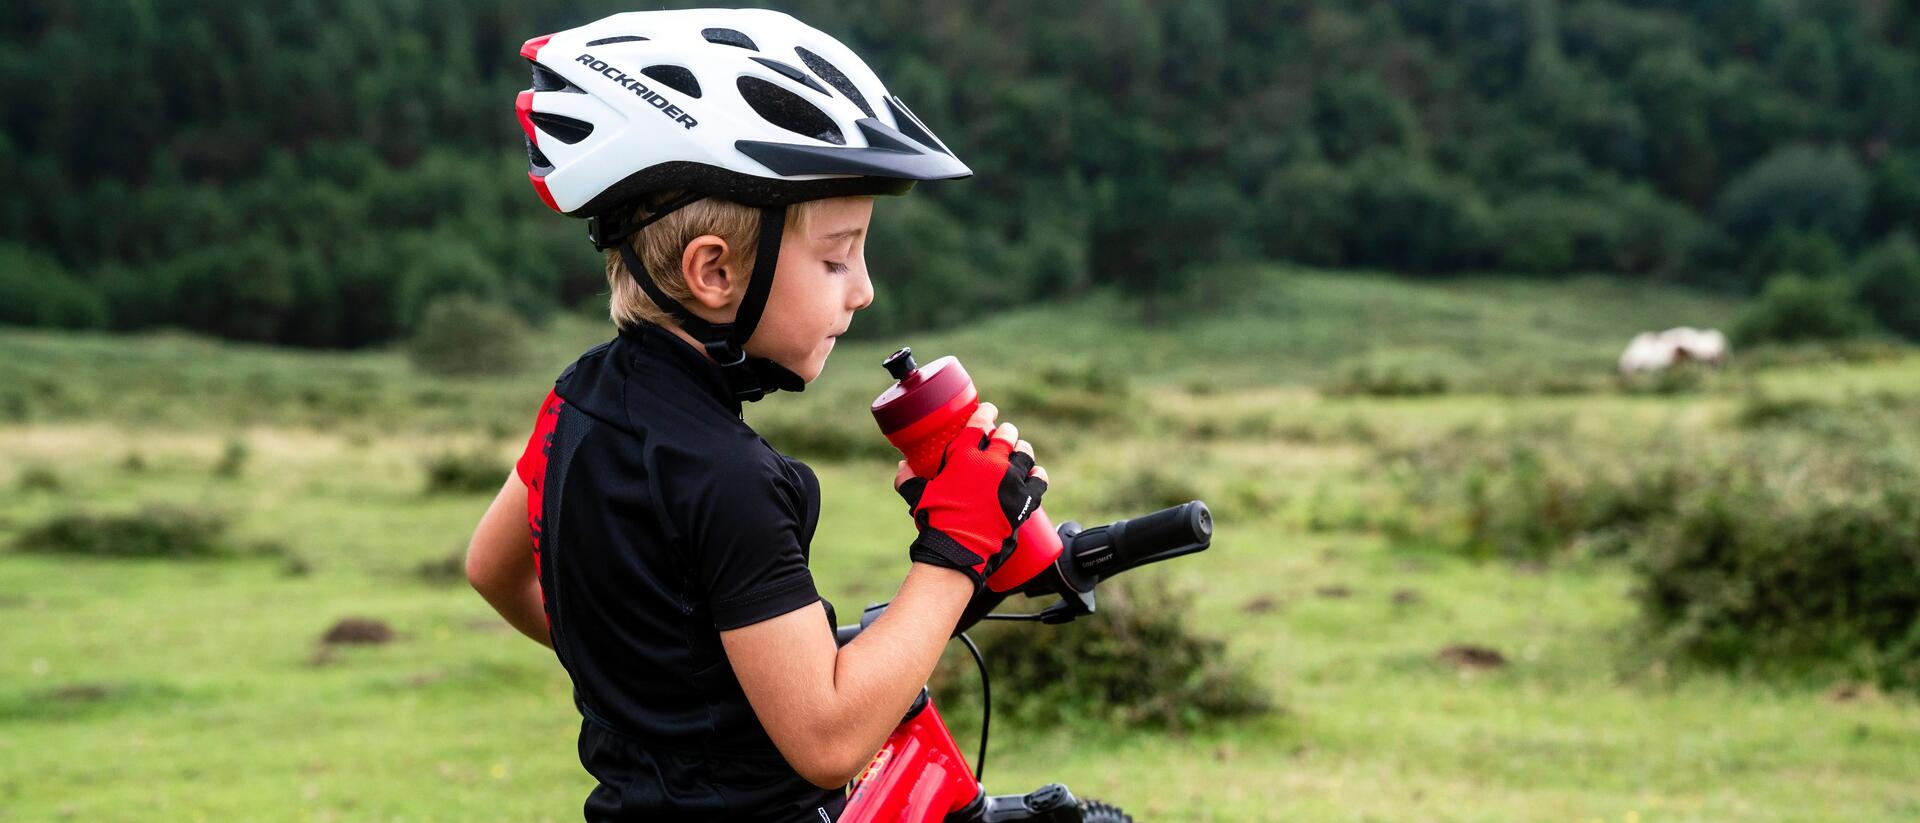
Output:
[
  {"xmin": 515, "ymin": 90, "xmax": 538, "ymax": 145},
  {"xmin": 519, "ymin": 33, "xmax": 552, "ymax": 61}
]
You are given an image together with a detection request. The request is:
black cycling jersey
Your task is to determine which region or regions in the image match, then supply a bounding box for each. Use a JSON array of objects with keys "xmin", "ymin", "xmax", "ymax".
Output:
[{"xmin": 516, "ymin": 321, "xmax": 843, "ymax": 822}]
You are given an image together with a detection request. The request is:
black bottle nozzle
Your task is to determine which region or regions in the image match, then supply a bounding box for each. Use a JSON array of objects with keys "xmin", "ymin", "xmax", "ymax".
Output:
[{"xmin": 882, "ymin": 347, "xmax": 917, "ymax": 381}]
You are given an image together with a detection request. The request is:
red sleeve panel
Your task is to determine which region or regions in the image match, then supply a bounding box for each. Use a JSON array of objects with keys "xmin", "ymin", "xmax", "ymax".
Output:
[{"xmin": 517, "ymin": 389, "xmax": 565, "ymax": 579}]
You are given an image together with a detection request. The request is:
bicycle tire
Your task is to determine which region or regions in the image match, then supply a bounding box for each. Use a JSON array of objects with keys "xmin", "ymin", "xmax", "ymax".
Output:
[{"xmin": 1079, "ymin": 798, "xmax": 1134, "ymax": 823}]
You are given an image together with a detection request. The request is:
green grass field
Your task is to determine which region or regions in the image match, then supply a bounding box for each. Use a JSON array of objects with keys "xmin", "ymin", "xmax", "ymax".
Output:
[{"xmin": 3, "ymin": 269, "xmax": 1916, "ymax": 822}]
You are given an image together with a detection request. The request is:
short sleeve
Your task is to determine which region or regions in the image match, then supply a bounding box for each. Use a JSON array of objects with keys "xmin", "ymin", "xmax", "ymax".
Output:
[
  {"xmin": 515, "ymin": 389, "xmax": 564, "ymax": 488},
  {"xmin": 671, "ymin": 444, "xmax": 822, "ymax": 631}
]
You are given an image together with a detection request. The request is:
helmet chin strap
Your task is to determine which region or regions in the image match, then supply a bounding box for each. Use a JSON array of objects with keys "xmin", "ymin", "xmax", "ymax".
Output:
[{"xmin": 616, "ymin": 204, "xmax": 805, "ymax": 403}]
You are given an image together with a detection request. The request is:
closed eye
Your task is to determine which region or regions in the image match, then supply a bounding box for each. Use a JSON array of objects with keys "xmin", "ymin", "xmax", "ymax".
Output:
[{"xmin": 825, "ymin": 261, "xmax": 849, "ymax": 274}]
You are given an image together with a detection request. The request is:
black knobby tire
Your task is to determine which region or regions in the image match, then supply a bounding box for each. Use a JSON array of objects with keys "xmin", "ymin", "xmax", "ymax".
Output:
[{"xmin": 1079, "ymin": 798, "xmax": 1134, "ymax": 823}]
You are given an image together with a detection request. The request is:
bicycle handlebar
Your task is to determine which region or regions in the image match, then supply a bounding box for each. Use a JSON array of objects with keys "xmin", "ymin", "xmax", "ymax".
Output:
[
  {"xmin": 836, "ymin": 500, "xmax": 1212, "ymax": 644},
  {"xmin": 1058, "ymin": 500, "xmax": 1212, "ymax": 588}
]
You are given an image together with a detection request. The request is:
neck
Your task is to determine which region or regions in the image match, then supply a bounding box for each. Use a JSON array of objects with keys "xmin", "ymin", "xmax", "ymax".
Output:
[{"xmin": 660, "ymin": 321, "xmax": 715, "ymax": 362}]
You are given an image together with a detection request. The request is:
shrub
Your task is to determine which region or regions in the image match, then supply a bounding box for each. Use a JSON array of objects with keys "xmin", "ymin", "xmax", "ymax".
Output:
[
  {"xmin": 1853, "ymin": 233, "xmax": 1920, "ymax": 341},
  {"xmin": 414, "ymin": 548, "xmax": 466, "ymax": 586},
  {"xmin": 1743, "ymin": 227, "xmax": 1845, "ymax": 286},
  {"xmin": 752, "ymin": 414, "xmax": 898, "ymax": 463},
  {"xmin": 0, "ymin": 244, "xmax": 108, "ymax": 329},
  {"xmin": 16, "ymin": 465, "xmax": 62, "ymax": 492},
  {"xmin": 996, "ymin": 361, "xmax": 1130, "ymax": 428},
  {"xmin": 1635, "ymin": 471, "xmax": 1920, "ymax": 689},
  {"xmin": 1492, "ymin": 193, "xmax": 1622, "ymax": 275},
  {"xmin": 1102, "ymin": 464, "xmax": 1205, "ymax": 516},
  {"xmin": 214, "ymin": 437, "xmax": 250, "ymax": 478},
  {"xmin": 1320, "ymin": 353, "xmax": 1451, "ymax": 398},
  {"xmin": 1451, "ymin": 445, "xmax": 1688, "ymax": 562},
  {"xmin": 405, "ymin": 295, "xmax": 533, "ymax": 377},
  {"xmin": 1732, "ymin": 272, "xmax": 1871, "ymax": 345},
  {"xmin": 422, "ymin": 450, "xmax": 506, "ymax": 495},
  {"xmin": 930, "ymin": 578, "xmax": 1271, "ymax": 730},
  {"xmin": 1344, "ymin": 157, "xmax": 1494, "ymax": 273},
  {"xmin": 13, "ymin": 506, "xmax": 231, "ymax": 559},
  {"xmin": 1714, "ymin": 145, "xmax": 1869, "ymax": 243}
]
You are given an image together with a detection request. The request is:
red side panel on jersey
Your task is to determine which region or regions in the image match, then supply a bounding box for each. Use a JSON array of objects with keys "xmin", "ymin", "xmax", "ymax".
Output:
[{"xmin": 517, "ymin": 389, "xmax": 565, "ymax": 586}]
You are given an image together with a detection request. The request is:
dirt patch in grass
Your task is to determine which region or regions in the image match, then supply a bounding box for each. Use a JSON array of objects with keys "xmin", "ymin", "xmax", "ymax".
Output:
[
  {"xmin": 1438, "ymin": 644, "xmax": 1507, "ymax": 670},
  {"xmin": 321, "ymin": 617, "xmax": 395, "ymax": 646},
  {"xmin": 1241, "ymin": 595, "xmax": 1281, "ymax": 614}
]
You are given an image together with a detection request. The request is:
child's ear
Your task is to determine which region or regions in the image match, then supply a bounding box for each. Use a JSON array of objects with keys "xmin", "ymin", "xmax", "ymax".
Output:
[{"xmin": 680, "ymin": 234, "xmax": 739, "ymax": 311}]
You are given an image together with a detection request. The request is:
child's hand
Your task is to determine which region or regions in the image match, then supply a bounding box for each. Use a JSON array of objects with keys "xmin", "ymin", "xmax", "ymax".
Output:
[{"xmin": 894, "ymin": 402, "xmax": 1049, "ymax": 589}]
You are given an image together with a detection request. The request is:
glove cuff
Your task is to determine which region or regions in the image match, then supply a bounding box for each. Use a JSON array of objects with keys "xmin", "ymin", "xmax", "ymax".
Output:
[{"xmin": 908, "ymin": 529, "xmax": 985, "ymax": 586}]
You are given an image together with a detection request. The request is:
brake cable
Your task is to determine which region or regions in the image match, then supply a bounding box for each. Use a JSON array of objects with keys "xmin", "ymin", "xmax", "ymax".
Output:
[{"xmin": 957, "ymin": 631, "xmax": 991, "ymax": 782}]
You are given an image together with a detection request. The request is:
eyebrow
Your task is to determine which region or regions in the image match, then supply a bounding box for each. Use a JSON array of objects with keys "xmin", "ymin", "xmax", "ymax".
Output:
[{"xmin": 820, "ymin": 227, "xmax": 865, "ymax": 242}]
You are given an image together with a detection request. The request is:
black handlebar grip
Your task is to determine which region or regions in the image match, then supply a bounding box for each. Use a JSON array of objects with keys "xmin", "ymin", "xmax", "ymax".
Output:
[{"xmin": 1068, "ymin": 500, "xmax": 1213, "ymax": 583}]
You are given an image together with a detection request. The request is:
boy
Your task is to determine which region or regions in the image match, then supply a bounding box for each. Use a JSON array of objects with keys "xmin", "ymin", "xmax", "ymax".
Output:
[{"xmin": 464, "ymin": 10, "xmax": 1049, "ymax": 821}]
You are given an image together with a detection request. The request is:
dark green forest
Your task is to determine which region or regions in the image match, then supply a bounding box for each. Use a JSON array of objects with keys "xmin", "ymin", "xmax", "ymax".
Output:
[{"xmin": 2, "ymin": 0, "xmax": 1917, "ymax": 346}]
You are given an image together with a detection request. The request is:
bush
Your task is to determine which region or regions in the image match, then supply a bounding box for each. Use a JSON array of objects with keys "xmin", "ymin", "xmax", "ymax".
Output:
[
  {"xmin": 405, "ymin": 296, "xmax": 533, "ymax": 377},
  {"xmin": 16, "ymin": 465, "xmax": 62, "ymax": 492},
  {"xmin": 750, "ymin": 413, "xmax": 898, "ymax": 463},
  {"xmin": 1102, "ymin": 464, "xmax": 1205, "ymax": 516},
  {"xmin": 1450, "ymin": 445, "xmax": 1688, "ymax": 562},
  {"xmin": 1492, "ymin": 194, "xmax": 1622, "ymax": 274},
  {"xmin": 1853, "ymin": 233, "xmax": 1920, "ymax": 341},
  {"xmin": 414, "ymin": 548, "xmax": 466, "ymax": 586},
  {"xmin": 1635, "ymin": 471, "xmax": 1920, "ymax": 688},
  {"xmin": 0, "ymin": 244, "xmax": 107, "ymax": 329},
  {"xmin": 1714, "ymin": 145, "xmax": 1869, "ymax": 244},
  {"xmin": 1320, "ymin": 362, "xmax": 1450, "ymax": 398},
  {"xmin": 996, "ymin": 361, "xmax": 1130, "ymax": 428},
  {"xmin": 929, "ymin": 578, "xmax": 1271, "ymax": 730},
  {"xmin": 13, "ymin": 506, "xmax": 231, "ymax": 559},
  {"xmin": 1344, "ymin": 157, "xmax": 1494, "ymax": 273},
  {"xmin": 214, "ymin": 437, "xmax": 250, "ymax": 478},
  {"xmin": 421, "ymin": 450, "xmax": 506, "ymax": 495},
  {"xmin": 1732, "ymin": 273, "xmax": 1871, "ymax": 345}
]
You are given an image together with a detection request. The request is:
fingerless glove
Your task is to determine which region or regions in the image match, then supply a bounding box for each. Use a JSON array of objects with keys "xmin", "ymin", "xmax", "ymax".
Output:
[{"xmin": 897, "ymin": 426, "xmax": 1048, "ymax": 588}]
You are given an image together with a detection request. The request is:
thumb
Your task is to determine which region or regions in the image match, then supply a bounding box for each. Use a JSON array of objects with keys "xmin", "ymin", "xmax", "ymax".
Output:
[{"xmin": 892, "ymin": 460, "xmax": 914, "ymax": 491}]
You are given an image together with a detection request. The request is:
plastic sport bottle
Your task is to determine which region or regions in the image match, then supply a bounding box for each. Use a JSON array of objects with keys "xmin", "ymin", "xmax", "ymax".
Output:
[{"xmin": 871, "ymin": 347, "xmax": 1062, "ymax": 592}]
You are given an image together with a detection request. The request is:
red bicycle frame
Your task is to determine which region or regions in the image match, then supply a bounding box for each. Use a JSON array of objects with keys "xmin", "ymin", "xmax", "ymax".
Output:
[
  {"xmin": 833, "ymin": 500, "xmax": 1214, "ymax": 823},
  {"xmin": 841, "ymin": 691, "xmax": 980, "ymax": 822}
]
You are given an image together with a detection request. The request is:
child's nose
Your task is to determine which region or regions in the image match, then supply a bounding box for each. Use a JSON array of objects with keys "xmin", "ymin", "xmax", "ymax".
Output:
[{"xmin": 849, "ymin": 265, "xmax": 874, "ymax": 311}]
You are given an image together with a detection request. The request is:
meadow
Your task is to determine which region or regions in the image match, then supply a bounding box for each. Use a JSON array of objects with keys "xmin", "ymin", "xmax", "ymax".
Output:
[{"xmin": 3, "ymin": 269, "xmax": 1916, "ymax": 822}]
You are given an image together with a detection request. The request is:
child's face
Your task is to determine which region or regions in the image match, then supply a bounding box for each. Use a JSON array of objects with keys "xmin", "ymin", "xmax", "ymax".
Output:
[{"xmin": 747, "ymin": 196, "xmax": 875, "ymax": 383}]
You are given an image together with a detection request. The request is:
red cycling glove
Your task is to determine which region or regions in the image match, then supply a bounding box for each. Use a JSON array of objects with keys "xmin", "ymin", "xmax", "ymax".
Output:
[{"xmin": 897, "ymin": 425, "xmax": 1048, "ymax": 589}]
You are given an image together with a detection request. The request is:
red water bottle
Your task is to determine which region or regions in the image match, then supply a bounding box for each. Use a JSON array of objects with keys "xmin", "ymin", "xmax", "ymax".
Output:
[{"xmin": 871, "ymin": 347, "xmax": 1062, "ymax": 592}]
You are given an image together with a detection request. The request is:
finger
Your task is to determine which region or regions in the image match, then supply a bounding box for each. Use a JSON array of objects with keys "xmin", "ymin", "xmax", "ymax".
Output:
[
  {"xmin": 965, "ymin": 402, "xmax": 999, "ymax": 431},
  {"xmin": 893, "ymin": 460, "xmax": 913, "ymax": 491},
  {"xmin": 989, "ymin": 422, "xmax": 1018, "ymax": 453},
  {"xmin": 1008, "ymin": 450, "xmax": 1035, "ymax": 476},
  {"xmin": 896, "ymin": 476, "xmax": 928, "ymax": 509},
  {"xmin": 1030, "ymin": 465, "xmax": 1049, "ymax": 485},
  {"xmin": 1014, "ymin": 439, "xmax": 1034, "ymax": 459}
]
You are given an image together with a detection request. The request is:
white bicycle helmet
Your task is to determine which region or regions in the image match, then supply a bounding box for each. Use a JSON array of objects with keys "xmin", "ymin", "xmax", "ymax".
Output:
[{"xmin": 515, "ymin": 9, "xmax": 971, "ymax": 401}]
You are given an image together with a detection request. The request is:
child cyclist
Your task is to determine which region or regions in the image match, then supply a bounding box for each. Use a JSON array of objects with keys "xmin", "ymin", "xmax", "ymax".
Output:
[{"xmin": 464, "ymin": 10, "xmax": 1050, "ymax": 822}]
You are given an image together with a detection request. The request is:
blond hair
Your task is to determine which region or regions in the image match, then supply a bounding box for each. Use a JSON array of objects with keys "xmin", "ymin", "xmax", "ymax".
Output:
[{"xmin": 605, "ymin": 194, "xmax": 814, "ymax": 330}]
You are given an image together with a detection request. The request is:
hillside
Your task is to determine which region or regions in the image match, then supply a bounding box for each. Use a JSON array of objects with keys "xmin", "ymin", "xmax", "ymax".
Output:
[{"xmin": 0, "ymin": 268, "xmax": 1740, "ymax": 432}]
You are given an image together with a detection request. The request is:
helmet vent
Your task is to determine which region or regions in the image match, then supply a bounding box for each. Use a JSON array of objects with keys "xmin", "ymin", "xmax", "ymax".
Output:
[
  {"xmin": 530, "ymin": 62, "xmax": 583, "ymax": 93},
  {"xmin": 751, "ymin": 57, "xmax": 830, "ymax": 96},
  {"xmin": 795, "ymin": 47, "xmax": 873, "ymax": 118},
  {"xmin": 525, "ymin": 137, "xmax": 554, "ymax": 176},
  {"xmin": 530, "ymin": 111, "xmax": 595, "ymax": 145},
  {"xmin": 642, "ymin": 65, "xmax": 701, "ymax": 98},
  {"xmin": 586, "ymin": 35, "xmax": 649, "ymax": 47},
  {"xmin": 701, "ymin": 27, "xmax": 758, "ymax": 50},
  {"xmin": 738, "ymin": 76, "xmax": 845, "ymax": 145}
]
